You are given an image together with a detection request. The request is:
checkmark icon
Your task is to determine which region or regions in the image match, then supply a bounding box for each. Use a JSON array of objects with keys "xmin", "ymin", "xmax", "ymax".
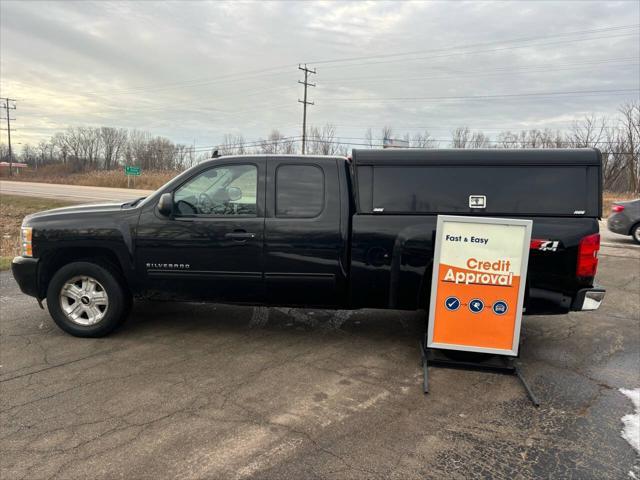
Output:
[{"xmin": 444, "ymin": 296, "xmax": 460, "ymax": 311}]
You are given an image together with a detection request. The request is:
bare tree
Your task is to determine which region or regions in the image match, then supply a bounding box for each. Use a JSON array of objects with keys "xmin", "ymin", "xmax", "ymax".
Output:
[
  {"xmin": 128, "ymin": 130, "xmax": 151, "ymax": 168},
  {"xmin": 451, "ymin": 127, "xmax": 491, "ymax": 148},
  {"xmin": 281, "ymin": 137, "xmax": 297, "ymax": 154},
  {"xmin": 496, "ymin": 130, "xmax": 519, "ymax": 148},
  {"xmin": 602, "ymin": 127, "xmax": 628, "ymax": 191},
  {"xmin": 0, "ymin": 144, "xmax": 8, "ymax": 162},
  {"xmin": 308, "ymin": 124, "xmax": 339, "ymax": 155},
  {"xmin": 53, "ymin": 127, "xmax": 84, "ymax": 169},
  {"xmin": 381, "ymin": 126, "xmax": 393, "ymax": 143},
  {"xmin": 147, "ymin": 136, "xmax": 175, "ymax": 170},
  {"xmin": 618, "ymin": 102, "xmax": 640, "ymax": 193},
  {"xmin": 21, "ymin": 144, "xmax": 36, "ymax": 166},
  {"xmin": 36, "ymin": 140, "xmax": 52, "ymax": 169},
  {"xmin": 52, "ymin": 133, "xmax": 69, "ymax": 165},
  {"xmin": 364, "ymin": 128, "xmax": 375, "ymax": 148},
  {"xmin": 470, "ymin": 131, "xmax": 490, "ymax": 148},
  {"xmin": 451, "ymin": 127, "xmax": 471, "ymax": 148},
  {"xmin": 259, "ymin": 129, "xmax": 286, "ymax": 154},
  {"xmin": 568, "ymin": 115, "xmax": 607, "ymax": 148},
  {"xmin": 100, "ymin": 127, "xmax": 127, "ymax": 170},
  {"xmin": 186, "ymin": 145, "xmax": 196, "ymax": 168},
  {"xmin": 411, "ymin": 130, "xmax": 438, "ymax": 148},
  {"xmin": 173, "ymin": 144, "xmax": 190, "ymax": 170}
]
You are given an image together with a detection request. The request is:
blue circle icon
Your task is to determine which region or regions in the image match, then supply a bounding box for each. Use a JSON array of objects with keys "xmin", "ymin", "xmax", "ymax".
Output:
[
  {"xmin": 469, "ymin": 299, "xmax": 484, "ymax": 314},
  {"xmin": 493, "ymin": 301, "xmax": 508, "ymax": 315},
  {"xmin": 444, "ymin": 296, "xmax": 461, "ymax": 311}
]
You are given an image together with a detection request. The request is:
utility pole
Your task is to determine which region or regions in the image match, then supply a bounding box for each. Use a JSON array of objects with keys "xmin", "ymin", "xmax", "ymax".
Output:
[
  {"xmin": 298, "ymin": 64, "xmax": 316, "ymax": 155},
  {"xmin": 0, "ymin": 98, "xmax": 16, "ymax": 176}
]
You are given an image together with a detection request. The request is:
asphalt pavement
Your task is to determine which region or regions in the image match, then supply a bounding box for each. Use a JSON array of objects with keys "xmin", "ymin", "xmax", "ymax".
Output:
[
  {"xmin": 0, "ymin": 181, "xmax": 152, "ymax": 203},
  {"xmin": 1, "ymin": 240, "xmax": 638, "ymax": 479}
]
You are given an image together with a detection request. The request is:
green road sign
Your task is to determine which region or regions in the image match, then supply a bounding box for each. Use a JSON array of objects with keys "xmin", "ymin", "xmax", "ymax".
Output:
[{"xmin": 124, "ymin": 166, "xmax": 141, "ymax": 176}]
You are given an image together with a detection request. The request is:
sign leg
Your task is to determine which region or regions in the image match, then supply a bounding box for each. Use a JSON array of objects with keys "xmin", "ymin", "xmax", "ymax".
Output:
[
  {"xmin": 420, "ymin": 340, "xmax": 429, "ymax": 394},
  {"xmin": 515, "ymin": 365, "xmax": 540, "ymax": 407}
]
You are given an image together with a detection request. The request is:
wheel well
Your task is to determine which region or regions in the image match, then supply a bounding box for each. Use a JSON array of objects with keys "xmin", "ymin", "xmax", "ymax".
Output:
[
  {"xmin": 630, "ymin": 222, "xmax": 640, "ymax": 235},
  {"xmin": 39, "ymin": 247, "xmax": 128, "ymax": 298}
]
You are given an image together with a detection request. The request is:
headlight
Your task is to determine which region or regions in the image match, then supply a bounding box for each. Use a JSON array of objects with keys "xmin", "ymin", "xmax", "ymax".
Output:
[{"xmin": 21, "ymin": 227, "xmax": 33, "ymax": 257}]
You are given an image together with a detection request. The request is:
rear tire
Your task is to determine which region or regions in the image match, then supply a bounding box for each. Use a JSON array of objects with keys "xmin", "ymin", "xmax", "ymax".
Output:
[
  {"xmin": 46, "ymin": 261, "xmax": 131, "ymax": 337},
  {"xmin": 631, "ymin": 223, "xmax": 640, "ymax": 245}
]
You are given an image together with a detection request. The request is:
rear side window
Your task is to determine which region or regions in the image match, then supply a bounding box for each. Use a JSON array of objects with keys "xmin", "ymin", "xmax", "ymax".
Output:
[{"xmin": 276, "ymin": 165, "xmax": 324, "ymax": 217}]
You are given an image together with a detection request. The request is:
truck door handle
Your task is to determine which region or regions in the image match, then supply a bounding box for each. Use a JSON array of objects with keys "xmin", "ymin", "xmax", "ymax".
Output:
[{"xmin": 225, "ymin": 230, "xmax": 255, "ymax": 241}]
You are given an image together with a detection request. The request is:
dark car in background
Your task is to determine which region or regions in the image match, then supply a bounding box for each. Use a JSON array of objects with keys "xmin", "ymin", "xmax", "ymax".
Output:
[{"xmin": 607, "ymin": 199, "xmax": 640, "ymax": 244}]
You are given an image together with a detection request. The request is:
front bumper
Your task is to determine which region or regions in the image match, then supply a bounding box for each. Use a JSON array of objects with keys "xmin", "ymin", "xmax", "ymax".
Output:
[
  {"xmin": 571, "ymin": 286, "xmax": 606, "ymax": 311},
  {"xmin": 11, "ymin": 256, "xmax": 40, "ymax": 298}
]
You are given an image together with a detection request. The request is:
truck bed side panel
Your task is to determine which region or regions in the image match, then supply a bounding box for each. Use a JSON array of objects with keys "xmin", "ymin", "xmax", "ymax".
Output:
[{"xmin": 349, "ymin": 214, "xmax": 599, "ymax": 313}]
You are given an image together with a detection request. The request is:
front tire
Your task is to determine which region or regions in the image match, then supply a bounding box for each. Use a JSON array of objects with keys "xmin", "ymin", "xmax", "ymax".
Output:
[
  {"xmin": 631, "ymin": 223, "xmax": 640, "ymax": 245},
  {"xmin": 46, "ymin": 261, "xmax": 131, "ymax": 337}
]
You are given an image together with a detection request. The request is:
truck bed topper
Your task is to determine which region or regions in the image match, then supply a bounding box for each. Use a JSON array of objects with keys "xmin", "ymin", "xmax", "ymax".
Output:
[
  {"xmin": 351, "ymin": 148, "xmax": 602, "ymax": 166},
  {"xmin": 352, "ymin": 148, "xmax": 602, "ymax": 217}
]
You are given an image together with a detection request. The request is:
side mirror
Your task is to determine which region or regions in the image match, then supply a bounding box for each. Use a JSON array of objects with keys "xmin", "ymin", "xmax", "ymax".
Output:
[
  {"xmin": 158, "ymin": 193, "xmax": 173, "ymax": 216},
  {"xmin": 227, "ymin": 186, "xmax": 242, "ymax": 202}
]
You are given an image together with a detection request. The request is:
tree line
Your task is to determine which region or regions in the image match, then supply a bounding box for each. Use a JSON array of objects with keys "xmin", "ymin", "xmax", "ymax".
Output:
[{"xmin": 0, "ymin": 102, "xmax": 637, "ymax": 192}]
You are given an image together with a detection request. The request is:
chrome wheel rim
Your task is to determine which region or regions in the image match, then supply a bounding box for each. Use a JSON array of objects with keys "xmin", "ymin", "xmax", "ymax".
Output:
[
  {"xmin": 59, "ymin": 276, "xmax": 109, "ymax": 326},
  {"xmin": 634, "ymin": 227, "xmax": 640, "ymax": 242}
]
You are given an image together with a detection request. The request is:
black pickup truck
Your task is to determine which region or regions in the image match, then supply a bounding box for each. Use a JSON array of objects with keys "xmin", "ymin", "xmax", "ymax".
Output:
[{"xmin": 12, "ymin": 149, "xmax": 605, "ymax": 337}]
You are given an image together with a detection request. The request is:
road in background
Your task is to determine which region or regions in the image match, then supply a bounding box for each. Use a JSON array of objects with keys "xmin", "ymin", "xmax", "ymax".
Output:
[{"xmin": 0, "ymin": 180, "xmax": 152, "ymax": 203}]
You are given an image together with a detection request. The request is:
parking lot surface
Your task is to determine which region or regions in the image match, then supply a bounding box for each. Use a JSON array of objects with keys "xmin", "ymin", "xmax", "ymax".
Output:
[{"xmin": 1, "ymin": 243, "xmax": 639, "ymax": 479}]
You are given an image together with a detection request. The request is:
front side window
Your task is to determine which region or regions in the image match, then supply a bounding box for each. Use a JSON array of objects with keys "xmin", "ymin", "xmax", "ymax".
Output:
[
  {"xmin": 276, "ymin": 165, "xmax": 324, "ymax": 218},
  {"xmin": 174, "ymin": 164, "xmax": 257, "ymax": 216}
]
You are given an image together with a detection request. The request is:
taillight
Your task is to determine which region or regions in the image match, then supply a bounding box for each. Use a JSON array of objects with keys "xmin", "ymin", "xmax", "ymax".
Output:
[
  {"xmin": 577, "ymin": 233, "xmax": 600, "ymax": 278},
  {"xmin": 611, "ymin": 204, "xmax": 625, "ymax": 213}
]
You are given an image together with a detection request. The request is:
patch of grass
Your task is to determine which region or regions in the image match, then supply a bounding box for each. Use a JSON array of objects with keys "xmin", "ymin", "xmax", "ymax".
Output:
[
  {"xmin": 2, "ymin": 164, "xmax": 176, "ymax": 190},
  {"xmin": 0, "ymin": 256, "xmax": 12, "ymax": 271},
  {"xmin": 0, "ymin": 194, "xmax": 75, "ymax": 269}
]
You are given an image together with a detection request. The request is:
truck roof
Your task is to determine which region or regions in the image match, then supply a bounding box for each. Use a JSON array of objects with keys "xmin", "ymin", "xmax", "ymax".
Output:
[{"xmin": 352, "ymin": 148, "xmax": 601, "ymax": 166}]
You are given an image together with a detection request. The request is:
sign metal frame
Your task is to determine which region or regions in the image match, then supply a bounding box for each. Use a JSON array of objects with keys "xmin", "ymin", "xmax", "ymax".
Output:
[{"xmin": 426, "ymin": 215, "xmax": 533, "ymax": 356}]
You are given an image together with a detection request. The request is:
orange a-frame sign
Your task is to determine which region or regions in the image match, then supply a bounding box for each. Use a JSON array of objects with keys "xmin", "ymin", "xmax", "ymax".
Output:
[{"xmin": 427, "ymin": 215, "xmax": 533, "ymax": 356}]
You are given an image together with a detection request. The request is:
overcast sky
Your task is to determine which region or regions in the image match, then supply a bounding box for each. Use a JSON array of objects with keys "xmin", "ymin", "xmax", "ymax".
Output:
[{"xmin": 1, "ymin": 0, "xmax": 638, "ymax": 150}]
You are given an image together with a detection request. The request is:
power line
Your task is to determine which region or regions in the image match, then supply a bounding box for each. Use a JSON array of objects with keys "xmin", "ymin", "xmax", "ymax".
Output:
[
  {"xmin": 320, "ymin": 58, "xmax": 639, "ymax": 86},
  {"xmin": 69, "ymin": 57, "xmax": 638, "ymax": 117},
  {"xmin": 73, "ymin": 26, "xmax": 638, "ymax": 100},
  {"xmin": 316, "ymin": 136, "xmax": 629, "ymax": 146},
  {"xmin": 81, "ymin": 64, "xmax": 296, "ymax": 97},
  {"xmin": 192, "ymin": 136, "xmax": 303, "ymax": 153},
  {"xmin": 323, "ymin": 88, "xmax": 639, "ymax": 103},
  {"xmin": 299, "ymin": 137, "xmax": 635, "ymax": 153},
  {"xmin": 298, "ymin": 64, "xmax": 316, "ymax": 155},
  {"xmin": 309, "ymin": 24, "xmax": 639, "ymax": 65},
  {"xmin": 316, "ymin": 32, "xmax": 640, "ymax": 71},
  {"xmin": 0, "ymin": 97, "xmax": 17, "ymax": 176}
]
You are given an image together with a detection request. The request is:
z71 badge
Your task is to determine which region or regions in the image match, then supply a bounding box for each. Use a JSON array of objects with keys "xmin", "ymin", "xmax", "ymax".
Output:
[{"xmin": 530, "ymin": 239, "xmax": 560, "ymax": 252}]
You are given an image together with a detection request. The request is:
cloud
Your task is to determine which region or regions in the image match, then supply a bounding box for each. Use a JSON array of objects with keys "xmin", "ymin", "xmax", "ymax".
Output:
[{"xmin": 0, "ymin": 0, "xmax": 638, "ymax": 148}]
